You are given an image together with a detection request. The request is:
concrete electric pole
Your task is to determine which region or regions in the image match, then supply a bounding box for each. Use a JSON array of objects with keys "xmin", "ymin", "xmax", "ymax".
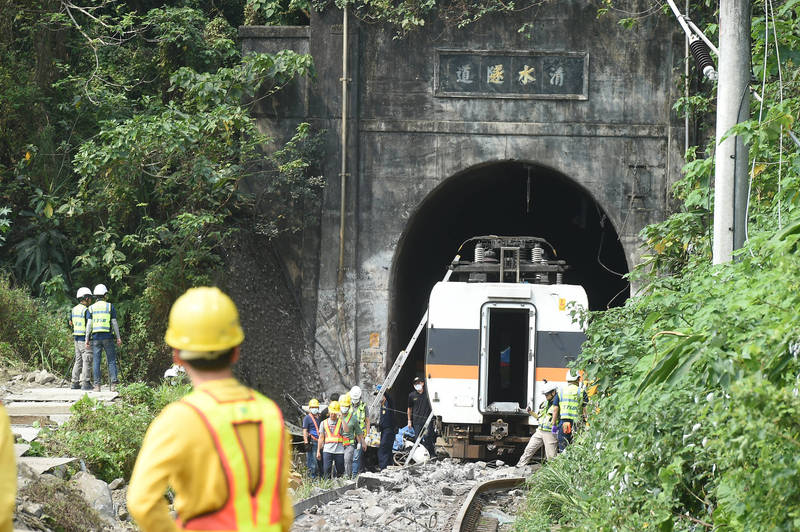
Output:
[{"xmin": 713, "ymin": 0, "xmax": 751, "ymax": 263}]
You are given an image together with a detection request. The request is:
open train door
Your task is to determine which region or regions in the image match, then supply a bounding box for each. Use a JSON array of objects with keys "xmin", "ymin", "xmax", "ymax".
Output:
[{"xmin": 478, "ymin": 294, "xmax": 536, "ymax": 415}]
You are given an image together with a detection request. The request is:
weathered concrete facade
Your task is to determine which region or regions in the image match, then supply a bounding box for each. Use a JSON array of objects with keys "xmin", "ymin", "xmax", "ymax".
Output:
[{"xmin": 241, "ymin": 1, "xmax": 684, "ymax": 396}]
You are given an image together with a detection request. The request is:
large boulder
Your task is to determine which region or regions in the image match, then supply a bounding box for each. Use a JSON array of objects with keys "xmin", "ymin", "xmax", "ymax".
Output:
[{"xmin": 69, "ymin": 471, "xmax": 115, "ymax": 519}]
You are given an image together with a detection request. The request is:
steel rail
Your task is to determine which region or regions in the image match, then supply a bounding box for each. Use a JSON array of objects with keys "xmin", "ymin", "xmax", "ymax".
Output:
[{"xmin": 452, "ymin": 477, "xmax": 525, "ymax": 532}]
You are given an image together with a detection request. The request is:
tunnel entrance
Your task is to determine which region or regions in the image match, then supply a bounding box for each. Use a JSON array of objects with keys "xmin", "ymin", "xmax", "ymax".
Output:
[{"xmin": 386, "ymin": 161, "xmax": 630, "ymax": 415}]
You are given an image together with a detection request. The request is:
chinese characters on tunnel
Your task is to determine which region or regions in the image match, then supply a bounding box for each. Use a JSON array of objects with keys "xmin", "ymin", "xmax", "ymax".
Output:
[{"xmin": 436, "ymin": 50, "xmax": 588, "ymax": 99}]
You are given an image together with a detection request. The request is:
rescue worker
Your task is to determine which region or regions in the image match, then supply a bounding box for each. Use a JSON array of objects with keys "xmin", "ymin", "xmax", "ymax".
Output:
[
  {"xmin": 558, "ymin": 370, "xmax": 589, "ymax": 452},
  {"xmin": 316, "ymin": 400, "xmax": 345, "ymax": 478},
  {"xmin": 127, "ymin": 287, "xmax": 292, "ymax": 531},
  {"xmin": 0, "ymin": 403, "xmax": 15, "ymax": 532},
  {"xmin": 349, "ymin": 385, "xmax": 370, "ymax": 475},
  {"xmin": 407, "ymin": 376, "xmax": 435, "ymax": 458},
  {"xmin": 302, "ymin": 398, "xmax": 323, "ymax": 478},
  {"xmin": 69, "ymin": 287, "xmax": 93, "ymax": 390},
  {"xmin": 517, "ymin": 382, "xmax": 560, "ymax": 466},
  {"xmin": 340, "ymin": 394, "xmax": 366, "ymax": 478},
  {"xmin": 84, "ymin": 283, "xmax": 122, "ymax": 391},
  {"xmin": 377, "ymin": 386, "xmax": 396, "ymax": 470}
]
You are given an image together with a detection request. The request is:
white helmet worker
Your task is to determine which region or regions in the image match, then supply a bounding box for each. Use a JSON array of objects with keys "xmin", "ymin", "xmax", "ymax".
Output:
[
  {"xmin": 76, "ymin": 287, "xmax": 92, "ymax": 299},
  {"xmin": 349, "ymin": 385, "xmax": 362, "ymax": 403},
  {"xmin": 93, "ymin": 284, "xmax": 108, "ymax": 296},
  {"xmin": 565, "ymin": 370, "xmax": 580, "ymax": 382},
  {"xmin": 541, "ymin": 381, "xmax": 559, "ymax": 395}
]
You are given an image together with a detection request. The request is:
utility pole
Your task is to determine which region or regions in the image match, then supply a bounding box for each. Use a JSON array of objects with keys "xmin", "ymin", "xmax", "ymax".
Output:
[{"xmin": 713, "ymin": 0, "xmax": 751, "ymax": 263}]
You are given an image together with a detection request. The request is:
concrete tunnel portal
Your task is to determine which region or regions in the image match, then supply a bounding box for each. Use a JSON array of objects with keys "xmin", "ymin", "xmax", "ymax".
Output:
[{"xmin": 385, "ymin": 160, "xmax": 630, "ymax": 410}]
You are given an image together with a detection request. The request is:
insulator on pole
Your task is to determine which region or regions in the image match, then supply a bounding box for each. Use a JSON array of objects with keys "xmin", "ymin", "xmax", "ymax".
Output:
[{"xmin": 689, "ymin": 35, "xmax": 717, "ymax": 80}]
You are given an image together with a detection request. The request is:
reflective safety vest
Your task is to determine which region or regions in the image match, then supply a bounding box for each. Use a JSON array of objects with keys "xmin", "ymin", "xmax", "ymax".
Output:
[
  {"xmin": 341, "ymin": 411, "xmax": 355, "ymax": 446},
  {"xmin": 307, "ymin": 415, "xmax": 320, "ymax": 441},
  {"xmin": 322, "ymin": 418, "xmax": 343, "ymax": 444},
  {"xmin": 71, "ymin": 304, "xmax": 88, "ymax": 336},
  {"xmin": 89, "ymin": 301, "xmax": 112, "ymax": 334},
  {"xmin": 179, "ymin": 389, "xmax": 285, "ymax": 532},
  {"xmin": 537, "ymin": 400, "xmax": 557, "ymax": 432},
  {"xmin": 560, "ymin": 383, "xmax": 581, "ymax": 421},
  {"xmin": 354, "ymin": 402, "xmax": 367, "ymax": 433}
]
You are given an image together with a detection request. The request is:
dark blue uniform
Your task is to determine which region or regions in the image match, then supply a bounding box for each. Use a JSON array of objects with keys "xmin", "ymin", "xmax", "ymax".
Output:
[{"xmin": 378, "ymin": 396, "xmax": 396, "ymax": 469}]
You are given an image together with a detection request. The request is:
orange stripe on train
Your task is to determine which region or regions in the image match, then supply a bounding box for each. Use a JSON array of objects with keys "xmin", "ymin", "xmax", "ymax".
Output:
[{"xmin": 426, "ymin": 364, "xmax": 479, "ymax": 379}]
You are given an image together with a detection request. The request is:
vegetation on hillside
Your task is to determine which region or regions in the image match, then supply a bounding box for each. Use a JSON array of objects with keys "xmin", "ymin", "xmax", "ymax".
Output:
[
  {"xmin": 0, "ymin": 0, "xmax": 322, "ymax": 379},
  {"xmin": 515, "ymin": 1, "xmax": 800, "ymax": 530}
]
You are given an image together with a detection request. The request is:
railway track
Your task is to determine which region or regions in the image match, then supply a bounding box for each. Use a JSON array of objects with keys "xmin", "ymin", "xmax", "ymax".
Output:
[
  {"xmin": 292, "ymin": 459, "xmax": 532, "ymax": 531},
  {"xmin": 452, "ymin": 477, "xmax": 526, "ymax": 532}
]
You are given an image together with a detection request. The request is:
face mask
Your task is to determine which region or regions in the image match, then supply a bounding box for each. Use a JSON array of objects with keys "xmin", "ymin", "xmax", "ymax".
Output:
[
  {"xmin": 414, "ymin": 384, "xmax": 423, "ymax": 392},
  {"xmin": 351, "ymin": 398, "xmax": 360, "ymax": 404},
  {"xmin": 310, "ymin": 408, "xmax": 319, "ymax": 414},
  {"xmin": 341, "ymin": 406, "xmax": 350, "ymax": 414}
]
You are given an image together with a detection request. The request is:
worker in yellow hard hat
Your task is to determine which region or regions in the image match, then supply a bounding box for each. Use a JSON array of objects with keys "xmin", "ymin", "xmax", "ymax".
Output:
[
  {"xmin": 316, "ymin": 400, "xmax": 345, "ymax": 478},
  {"xmin": 0, "ymin": 403, "xmax": 15, "ymax": 532},
  {"xmin": 302, "ymin": 398, "xmax": 323, "ymax": 478},
  {"xmin": 127, "ymin": 287, "xmax": 292, "ymax": 531}
]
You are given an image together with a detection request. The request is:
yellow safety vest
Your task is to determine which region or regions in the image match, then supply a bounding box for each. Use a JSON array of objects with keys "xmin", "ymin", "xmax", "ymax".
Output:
[
  {"xmin": 537, "ymin": 400, "xmax": 557, "ymax": 432},
  {"xmin": 89, "ymin": 301, "xmax": 112, "ymax": 334},
  {"xmin": 179, "ymin": 389, "xmax": 285, "ymax": 532},
  {"xmin": 560, "ymin": 384, "xmax": 581, "ymax": 420},
  {"xmin": 71, "ymin": 304, "xmax": 87, "ymax": 336}
]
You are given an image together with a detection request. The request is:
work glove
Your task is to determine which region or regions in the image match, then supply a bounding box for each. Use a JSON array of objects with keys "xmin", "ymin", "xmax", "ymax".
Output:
[
  {"xmin": 551, "ymin": 424, "xmax": 559, "ymax": 434},
  {"xmin": 356, "ymin": 442, "xmax": 362, "ymax": 451}
]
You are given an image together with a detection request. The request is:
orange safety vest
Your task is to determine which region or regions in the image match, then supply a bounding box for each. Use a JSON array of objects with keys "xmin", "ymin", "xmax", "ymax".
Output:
[
  {"xmin": 321, "ymin": 418, "xmax": 343, "ymax": 444},
  {"xmin": 308, "ymin": 414, "xmax": 320, "ymax": 442},
  {"xmin": 178, "ymin": 389, "xmax": 285, "ymax": 532},
  {"xmin": 342, "ymin": 411, "xmax": 355, "ymax": 446}
]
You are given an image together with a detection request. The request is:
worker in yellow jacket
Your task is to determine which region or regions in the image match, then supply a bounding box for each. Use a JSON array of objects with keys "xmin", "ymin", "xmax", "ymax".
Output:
[
  {"xmin": 127, "ymin": 287, "xmax": 293, "ymax": 531},
  {"xmin": 1, "ymin": 403, "xmax": 15, "ymax": 532}
]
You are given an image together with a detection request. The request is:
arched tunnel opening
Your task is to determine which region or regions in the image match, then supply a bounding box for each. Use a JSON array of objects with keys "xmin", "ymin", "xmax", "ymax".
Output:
[{"xmin": 386, "ymin": 160, "xmax": 630, "ymax": 413}]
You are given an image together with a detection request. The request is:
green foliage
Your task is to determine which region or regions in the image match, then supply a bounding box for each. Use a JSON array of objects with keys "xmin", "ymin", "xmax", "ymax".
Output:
[
  {"xmin": 519, "ymin": 2, "xmax": 800, "ymax": 527},
  {"xmin": 0, "ymin": 1, "xmax": 323, "ymax": 375},
  {"xmin": 41, "ymin": 381, "xmax": 192, "ymax": 482},
  {"xmin": 0, "ymin": 274, "xmax": 72, "ymax": 372},
  {"xmin": 245, "ymin": 0, "xmax": 311, "ymax": 25}
]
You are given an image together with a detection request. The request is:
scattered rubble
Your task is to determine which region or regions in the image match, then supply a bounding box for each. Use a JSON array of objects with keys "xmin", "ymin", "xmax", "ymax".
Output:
[
  {"xmin": 292, "ymin": 458, "xmax": 535, "ymax": 531},
  {"xmin": 4, "ymin": 368, "xmax": 132, "ymax": 531}
]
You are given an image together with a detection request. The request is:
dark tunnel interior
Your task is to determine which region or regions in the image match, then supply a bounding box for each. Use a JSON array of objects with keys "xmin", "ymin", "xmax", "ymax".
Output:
[{"xmin": 386, "ymin": 161, "xmax": 630, "ymax": 413}]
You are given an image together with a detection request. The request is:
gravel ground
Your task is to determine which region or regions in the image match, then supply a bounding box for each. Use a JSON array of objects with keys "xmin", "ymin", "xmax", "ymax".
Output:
[{"xmin": 292, "ymin": 458, "xmax": 536, "ymax": 531}]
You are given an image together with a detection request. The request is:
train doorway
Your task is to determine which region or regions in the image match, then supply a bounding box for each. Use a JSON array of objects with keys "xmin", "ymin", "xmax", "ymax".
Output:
[{"xmin": 386, "ymin": 161, "xmax": 630, "ymax": 413}]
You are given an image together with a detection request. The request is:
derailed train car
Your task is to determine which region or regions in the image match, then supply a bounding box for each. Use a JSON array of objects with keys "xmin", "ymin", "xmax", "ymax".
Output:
[{"xmin": 425, "ymin": 236, "xmax": 587, "ymax": 459}]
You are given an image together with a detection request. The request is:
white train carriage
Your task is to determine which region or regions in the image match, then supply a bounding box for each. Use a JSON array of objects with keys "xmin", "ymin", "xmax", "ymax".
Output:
[{"xmin": 424, "ymin": 236, "xmax": 587, "ymax": 459}]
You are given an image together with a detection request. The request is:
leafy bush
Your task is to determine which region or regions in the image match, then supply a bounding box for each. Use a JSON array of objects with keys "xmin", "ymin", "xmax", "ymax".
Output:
[
  {"xmin": 41, "ymin": 381, "xmax": 192, "ymax": 482},
  {"xmin": 0, "ymin": 273, "xmax": 72, "ymax": 373}
]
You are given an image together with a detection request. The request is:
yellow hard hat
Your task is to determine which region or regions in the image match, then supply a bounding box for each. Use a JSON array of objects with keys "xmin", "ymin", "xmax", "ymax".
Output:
[
  {"xmin": 164, "ymin": 287, "xmax": 244, "ymax": 355},
  {"xmin": 309, "ymin": 398, "xmax": 320, "ymax": 409},
  {"xmin": 339, "ymin": 394, "xmax": 351, "ymax": 407},
  {"xmin": 328, "ymin": 400, "xmax": 340, "ymax": 414}
]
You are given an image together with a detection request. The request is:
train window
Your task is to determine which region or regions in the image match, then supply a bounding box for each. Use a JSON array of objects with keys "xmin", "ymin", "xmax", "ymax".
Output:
[{"xmin": 485, "ymin": 307, "xmax": 529, "ymax": 409}]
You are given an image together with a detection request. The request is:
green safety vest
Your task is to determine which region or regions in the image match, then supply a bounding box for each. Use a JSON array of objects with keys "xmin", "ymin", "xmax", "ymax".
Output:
[
  {"xmin": 342, "ymin": 410, "xmax": 355, "ymax": 446},
  {"xmin": 560, "ymin": 383, "xmax": 581, "ymax": 420},
  {"xmin": 89, "ymin": 301, "xmax": 112, "ymax": 334},
  {"xmin": 71, "ymin": 304, "xmax": 87, "ymax": 336},
  {"xmin": 537, "ymin": 400, "xmax": 556, "ymax": 432},
  {"xmin": 354, "ymin": 401, "xmax": 367, "ymax": 433}
]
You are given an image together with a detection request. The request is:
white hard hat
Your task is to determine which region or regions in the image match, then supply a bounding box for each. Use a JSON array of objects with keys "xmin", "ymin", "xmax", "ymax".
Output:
[
  {"xmin": 566, "ymin": 370, "xmax": 580, "ymax": 381},
  {"xmin": 349, "ymin": 385, "xmax": 362, "ymax": 401},
  {"xmin": 76, "ymin": 287, "xmax": 92, "ymax": 299},
  {"xmin": 542, "ymin": 382, "xmax": 559, "ymax": 394},
  {"xmin": 93, "ymin": 284, "xmax": 108, "ymax": 296}
]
